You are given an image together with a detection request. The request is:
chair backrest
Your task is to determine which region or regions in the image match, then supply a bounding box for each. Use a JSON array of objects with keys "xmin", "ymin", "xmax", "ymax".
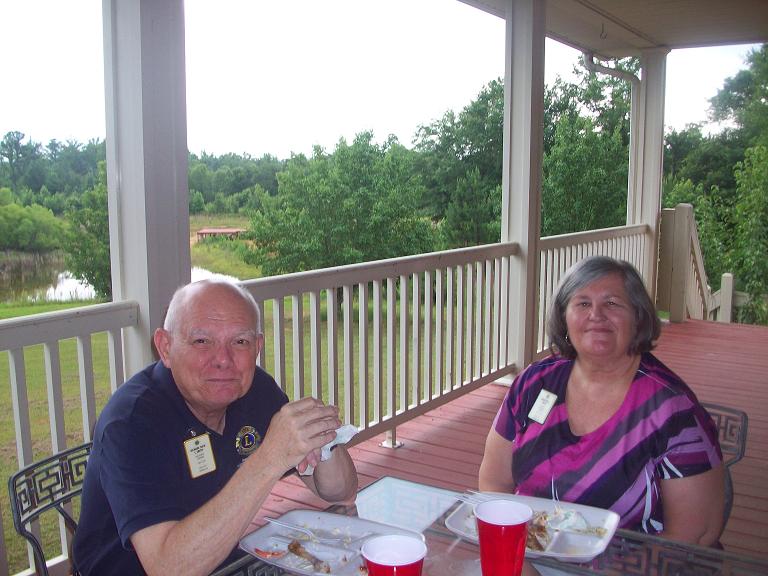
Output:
[
  {"xmin": 8, "ymin": 442, "xmax": 92, "ymax": 576},
  {"xmin": 701, "ymin": 402, "xmax": 747, "ymax": 534},
  {"xmin": 701, "ymin": 402, "xmax": 748, "ymax": 467}
]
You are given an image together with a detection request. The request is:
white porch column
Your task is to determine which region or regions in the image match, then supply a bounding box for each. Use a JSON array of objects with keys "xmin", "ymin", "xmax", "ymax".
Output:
[
  {"xmin": 500, "ymin": 0, "xmax": 545, "ymax": 373},
  {"xmin": 103, "ymin": 0, "xmax": 191, "ymax": 378},
  {"xmin": 627, "ymin": 48, "xmax": 668, "ymax": 296}
]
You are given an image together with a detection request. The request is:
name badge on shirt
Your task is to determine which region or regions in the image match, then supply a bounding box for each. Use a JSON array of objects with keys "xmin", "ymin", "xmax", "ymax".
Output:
[
  {"xmin": 528, "ymin": 389, "xmax": 558, "ymax": 424},
  {"xmin": 184, "ymin": 432, "xmax": 217, "ymax": 478}
]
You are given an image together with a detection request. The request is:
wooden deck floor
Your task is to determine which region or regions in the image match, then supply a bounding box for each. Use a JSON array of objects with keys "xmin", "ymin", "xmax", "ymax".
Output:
[{"xmin": 257, "ymin": 319, "xmax": 768, "ymax": 561}]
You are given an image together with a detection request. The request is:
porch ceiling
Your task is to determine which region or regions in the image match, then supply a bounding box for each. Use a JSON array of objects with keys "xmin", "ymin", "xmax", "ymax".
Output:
[{"xmin": 460, "ymin": 0, "xmax": 768, "ymax": 58}]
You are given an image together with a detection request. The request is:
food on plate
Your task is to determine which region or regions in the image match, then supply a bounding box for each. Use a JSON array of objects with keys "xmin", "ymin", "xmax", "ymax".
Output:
[
  {"xmin": 547, "ymin": 507, "xmax": 607, "ymax": 537},
  {"xmin": 252, "ymin": 546, "xmax": 287, "ymax": 559},
  {"xmin": 526, "ymin": 511, "xmax": 552, "ymax": 551},
  {"xmin": 288, "ymin": 538, "xmax": 332, "ymax": 573}
]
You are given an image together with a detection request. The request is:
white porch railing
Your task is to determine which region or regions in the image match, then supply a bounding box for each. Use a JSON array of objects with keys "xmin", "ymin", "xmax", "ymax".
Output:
[
  {"xmin": 240, "ymin": 242, "xmax": 521, "ymax": 447},
  {"xmin": 0, "ymin": 226, "xmax": 659, "ymax": 575},
  {"xmin": 657, "ymin": 203, "xmax": 734, "ymax": 323},
  {"xmin": 0, "ymin": 300, "xmax": 139, "ymax": 576}
]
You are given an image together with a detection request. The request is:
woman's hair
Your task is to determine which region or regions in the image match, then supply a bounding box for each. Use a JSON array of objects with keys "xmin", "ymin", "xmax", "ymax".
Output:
[{"xmin": 546, "ymin": 256, "xmax": 661, "ymax": 359}]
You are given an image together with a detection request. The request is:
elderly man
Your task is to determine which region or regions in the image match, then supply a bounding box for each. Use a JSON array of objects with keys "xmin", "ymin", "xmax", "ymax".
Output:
[{"xmin": 73, "ymin": 279, "xmax": 358, "ymax": 575}]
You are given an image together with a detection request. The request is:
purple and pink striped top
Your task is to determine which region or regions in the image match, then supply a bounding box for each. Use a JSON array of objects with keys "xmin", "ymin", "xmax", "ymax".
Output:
[{"xmin": 493, "ymin": 352, "xmax": 722, "ymax": 534}]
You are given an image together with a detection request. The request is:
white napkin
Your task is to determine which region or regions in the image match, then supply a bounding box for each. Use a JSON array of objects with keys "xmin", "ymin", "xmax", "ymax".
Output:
[{"xmin": 298, "ymin": 424, "xmax": 359, "ymax": 476}]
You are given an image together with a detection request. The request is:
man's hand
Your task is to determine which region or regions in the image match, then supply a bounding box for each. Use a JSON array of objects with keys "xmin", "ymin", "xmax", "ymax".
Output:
[{"xmin": 261, "ymin": 397, "xmax": 341, "ymax": 474}]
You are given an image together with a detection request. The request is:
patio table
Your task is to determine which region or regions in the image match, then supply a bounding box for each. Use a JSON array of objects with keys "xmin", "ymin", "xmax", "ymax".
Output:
[{"xmin": 214, "ymin": 475, "xmax": 768, "ymax": 576}]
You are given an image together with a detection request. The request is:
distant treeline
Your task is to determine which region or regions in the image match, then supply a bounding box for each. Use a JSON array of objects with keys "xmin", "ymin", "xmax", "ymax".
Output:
[{"xmin": 0, "ymin": 132, "xmax": 284, "ymax": 216}]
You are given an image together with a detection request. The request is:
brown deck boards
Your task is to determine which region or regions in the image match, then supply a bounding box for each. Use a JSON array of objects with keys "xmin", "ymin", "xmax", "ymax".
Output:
[
  {"xmin": 258, "ymin": 319, "xmax": 768, "ymax": 561},
  {"xmin": 652, "ymin": 320, "xmax": 768, "ymax": 559}
]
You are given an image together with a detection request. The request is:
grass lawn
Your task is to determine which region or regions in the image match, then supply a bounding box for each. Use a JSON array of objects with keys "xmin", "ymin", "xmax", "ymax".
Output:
[
  {"xmin": 0, "ymin": 300, "xmax": 98, "ymax": 321},
  {"xmin": 190, "ymin": 213, "xmax": 262, "ymax": 280},
  {"xmin": 192, "ymin": 241, "xmax": 262, "ymax": 281}
]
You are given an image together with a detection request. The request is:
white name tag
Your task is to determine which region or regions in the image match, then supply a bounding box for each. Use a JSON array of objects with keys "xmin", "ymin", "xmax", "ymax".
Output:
[
  {"xmin": 528, "ymin": 389, "xmax": 558, "ymax": 424},
  {"xmin": 184, "ymin": 433, "xmax": 217, "ymax": 478}
]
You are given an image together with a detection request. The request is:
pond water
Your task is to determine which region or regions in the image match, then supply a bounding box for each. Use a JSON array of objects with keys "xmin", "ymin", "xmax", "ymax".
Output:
[{"xmin": 0, "ymin": 253, "xmax": 237, "ymax": 303}]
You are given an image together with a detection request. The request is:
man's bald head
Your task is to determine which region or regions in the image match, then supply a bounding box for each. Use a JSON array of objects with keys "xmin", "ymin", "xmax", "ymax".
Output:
[{"xmin": 163, "ymin": 279, "xmax": 262, "ymax": 335}]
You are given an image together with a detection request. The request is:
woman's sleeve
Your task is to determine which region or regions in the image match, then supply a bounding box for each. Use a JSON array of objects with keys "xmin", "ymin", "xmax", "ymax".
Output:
[
  {"xmin": 656, "ymin": 399, "xmax": 723, "ymax": 478},
  {"xmin": 493, "ymin": 368, "xmax": 530, "ymax": 441}
]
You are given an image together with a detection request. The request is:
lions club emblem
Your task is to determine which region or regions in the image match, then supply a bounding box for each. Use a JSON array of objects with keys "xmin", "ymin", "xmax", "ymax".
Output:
[{"xmin": 235, "ymin": 425, "xmax": 261, "ymax": 457}]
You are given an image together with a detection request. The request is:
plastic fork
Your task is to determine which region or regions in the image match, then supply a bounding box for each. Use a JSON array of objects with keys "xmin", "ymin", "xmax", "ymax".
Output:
[
  {"xmin": 456, "ymin": 493, "xmax": 490, "ymax": 506},
  {"xmin": 263, "ymin": 517, "xmax": 373, "ymax": 545},
  {"xmin": 455, "ymin": 494, "xmax": 481, "ymax": 507},
  {"xmin": 551, "ymin": 477, "xmax": 565, "ymax": 512},
  {"xmin": 459, "ymin": 490, "xmax": 504, "ymax": 505}
]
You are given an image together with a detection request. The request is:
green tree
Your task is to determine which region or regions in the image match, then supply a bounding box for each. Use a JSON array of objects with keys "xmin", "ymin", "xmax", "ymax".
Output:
[
  {"xmin": 731, "ymin": 146, "xmax": 768, "ymax": 324},
  {"xmin": 542, "ymin": 114, "xmax": 627, "ymax": 236},
  {"xmin": 0, "ymin": 186, "xmax": 13, "ymax": 206},
  {"xmin": 247, "ymin": 133, "xmax": 435, "ymax": 276},
  {"xmin": 441, "ymin": 168, "xmax": 500, "ymax": 247},
  {"xmin": 65, "ymin": 162, "xmax": 112, "ymax": 298},
  {"xmin": 251, "ymin": 154, "xmax": 283, "ymax": 196},
  {"xmin": 44, "ymin": 139, "xmax": 101, "ymax": 195},
  {"xmin": 189, "ymin": 189, "xmax": 206, "ymax": 213},
  {"xmin": 414, "ymin": 63, "xmax": 634, "ymax": 247},
  {"xmin": 189, "ymin": 151, "xmax": 284, "ymax": 204},
  {"xmin": 544, "ymin": 77, "xmax": 580, "ymax": 155},
  {"xmin": 664, "ymin": 126, "xmax": 705, "ymax": 181},
  {"xmin": 662, "ymin": 178, "xmax": 731, "ymax": 290},
  {"xmin": 414, "ymin": 78, "xmax": 504, "ymax": 225},
  {"xmin": 0, "ymin": 131, "xmax": 42, "ymax": 190},
  {"xmin": 577, "ymin": 58, "xmax": 637, "ymax": 145},
  {"xmin": 224, "ymin": 184, "xmax": 268, "ymax": 214},
  {"xmin": 188, "ymin": 161, "xmax": 214, "ymax": 202},
  {"xmin": 675, "ymin": 131, "xmax": 745, "ymax": 204},
  {"xmin": 213, "ymin": 166, "xmax": 237, "ymax": 198},
  {"xmin": 0, "ymin": 202, "xmax": 66, "ymax": 251},
  {"xmin": 710, "ymin": 45, "xmax": 768, "ymax": 147},
  {"xmin": 207, "ymin": 192, "xmax": 228, "ymax": 214},
  {"xmin": 0, "ymin": 132, "xmax": 104, "ymax": 217}
]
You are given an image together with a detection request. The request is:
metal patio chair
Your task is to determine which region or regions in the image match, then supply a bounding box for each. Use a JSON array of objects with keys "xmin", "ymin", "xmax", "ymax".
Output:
[
  {"xmin": 701, "ymin": 402, "xmax": 748, "ymax": 531},
  {"xmin": 8, "ymin": 442, "xmax": 92, "ymax": 576},
  {"xmin": 702, "ymin": 402, "xmax": 749, "ymax": 468}
]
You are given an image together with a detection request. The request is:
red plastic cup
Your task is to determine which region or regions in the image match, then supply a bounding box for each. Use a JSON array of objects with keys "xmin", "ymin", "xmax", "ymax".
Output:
[
  {"xmin": 475, "ymin": 499, "xmax": 533, "ymax": 576},
  {"xmin": 361, "ymin": 534, "xmax": 427, "ymax": 576}
]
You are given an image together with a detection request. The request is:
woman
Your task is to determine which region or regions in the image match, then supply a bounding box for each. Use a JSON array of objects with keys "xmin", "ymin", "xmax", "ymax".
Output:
[{"xmin": 479, "ymin": 256, "xmax": 725, "ymax": 546}]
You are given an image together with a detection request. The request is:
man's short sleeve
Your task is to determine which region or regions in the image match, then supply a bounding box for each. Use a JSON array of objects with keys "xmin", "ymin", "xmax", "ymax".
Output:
[{"xmin": 98, "ymin": 418, "xmax": 186, "ymax": 547}]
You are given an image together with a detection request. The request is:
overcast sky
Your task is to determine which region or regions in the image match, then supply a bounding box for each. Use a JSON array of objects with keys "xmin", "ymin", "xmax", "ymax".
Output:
[{"xmin": 0, "ymin": 0, "xmax": 759, "ymax": 160}]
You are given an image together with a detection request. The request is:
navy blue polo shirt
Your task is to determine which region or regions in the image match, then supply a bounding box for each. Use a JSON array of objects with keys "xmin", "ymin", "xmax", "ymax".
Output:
[{"xmin": 73, "ymin": 361, "xmax": 288, "ymax": 575}]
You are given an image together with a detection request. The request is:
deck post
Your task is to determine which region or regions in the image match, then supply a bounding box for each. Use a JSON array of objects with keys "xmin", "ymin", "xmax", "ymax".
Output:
[
  {"xmin": 670, "ymin": 204, "xmax": 693, "ymax": 322},
  {"xmin": 103, "ymin": 0, "xmax": 191, "ymax": 378},
  {"xmin": 500, "ymin": 0, "xmax": 545, "ymax": 375},
  {"xmin": 628, "ymin": 48, "xmax": 669, "ymax": 299},
  {"xmin": 719, "ymin": 273, "xmax": 734, "ymax": 323},
  {"xmin": 380, "ymin": 429, "xmax": 403, "ymax": 449}
]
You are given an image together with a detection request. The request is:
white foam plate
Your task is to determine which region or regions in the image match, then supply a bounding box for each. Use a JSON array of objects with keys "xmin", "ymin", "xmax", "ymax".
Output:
[
  {"xmin": 239, "ymin": 509, "xmax": 424, "ymax": 575},
  {"xmin": 444, "ymin": 493, "xmax": 619, "ymax": 563}
]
